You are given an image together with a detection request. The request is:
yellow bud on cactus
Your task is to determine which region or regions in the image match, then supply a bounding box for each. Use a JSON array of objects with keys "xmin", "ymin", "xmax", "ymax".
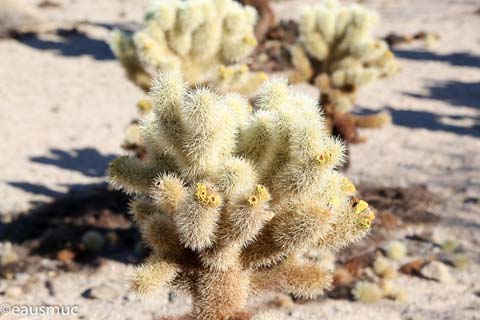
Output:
[
  {"xmin": 195, "ymin": 183, "xmax": 209, "ymax": 204},
  {"xmin": 196, "ymin": 183, "xmax": 207, "ymax": 192},
  {"xmin": 248, "ymin": 195, "xmax": 259, "ymax": 206},
  {"xmin": 243, "ymin": 35, "xmax": 257, "ymax": 46},
  {"xmin": 366, "ymin": 210, "xmax": 375, "ymax": 221},
  {"xmin": 315, "ymin": 151, "xmax": 333, "ymax": 165},
  {"xmin": 239, "ymin": 64, "xmax": 249, "ymax": 74},
  {"xmin": 316, "ymin": 154, "xmax": 327, "ymax": 164},
  {"xmin": 255, "ymin": 184, "xmax": 269, "ymax": 200},
  {"xmin": 355, "ymin": 200, "xmax": 369, "ymax": 214},
  {"xmin": 218, "ymin": 65, "xmax": 235, "ymax": 80},
  {"xmin": 342, "ymin": 178, "xmax": 356, "ymax": 193},
  {"xmin": 137, "ymin": 98, "xmax": 153, "ymax": 114},
  {"xmin": 207, "ymin": 194, "xmax": 221, "ymax": 207},
  {"xmin": 358, "ymin": 218, "xmax": 371, "ymax": 229}
]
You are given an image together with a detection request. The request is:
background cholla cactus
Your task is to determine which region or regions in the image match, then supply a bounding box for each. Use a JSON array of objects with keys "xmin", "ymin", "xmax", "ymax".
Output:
[
  {"xmin": 290, "ymin": 0, "xmax": 398, "ymax": 145},
  {"xmin": 109, "ymin": 72, "xmax": 375, "ymax": 320},
  {"xmin": 111, "ymin": 0, "xmax": 267, "ymax": 96},
  {"xmin": 241, "ymin": 0, "xmax": 275, "ymax": 41}
]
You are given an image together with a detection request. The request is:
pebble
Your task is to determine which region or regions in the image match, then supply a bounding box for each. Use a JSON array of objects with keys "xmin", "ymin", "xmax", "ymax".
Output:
[
  {"xmin": 84, "ymin": 284, "xmax": 121, "ymax": 300},
  {"xmin": 400, "ymin": 259, "xmax": 426, "ymax": 275},
  {"xmin": 57, "ymin": 249, "xmax": 75, "ymax": 263},
  {"xmin": 5, "ymin": 286, "xmax": 23, "ymax": 298},
  {"xmin": 82, "ymin": 231, "xmax": 105, "ymax": 252},
  {"xmin": 0, "ymin": 242, "xmax": 19, "ymax": 266},
  {"xmin": 431, "ymin": 228, "xmax": 450, "ymax": 245}
]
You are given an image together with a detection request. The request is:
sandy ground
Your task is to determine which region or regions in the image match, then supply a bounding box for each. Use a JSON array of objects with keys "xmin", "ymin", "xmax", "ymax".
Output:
[{"xmin": 0, "ymin": 0, "xmax": 479, "ymax": 319}]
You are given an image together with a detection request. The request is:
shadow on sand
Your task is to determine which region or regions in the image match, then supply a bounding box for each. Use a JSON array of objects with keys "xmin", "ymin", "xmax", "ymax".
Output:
[
  {"xmin": 18, "ymin": 28, "xmax": 115, "ymax": 60},
  {"xmin": 390, "ymin": 79, "xmax": 480, "ymax": 137},
  {"xmin": 386, "ymin": 108, "xmax": 479, "ymax": 138},
  {"xmin": 7, "ymin": 147, "xmax": 116, "ymax": 206},
  {"xmin": 394, "ymin": 49, "xmax": 480, "ymax": 68},
  {"xmin": 0, "ymin": 186, "xmax": 141, "ymax": 267},
  {"xmin": 405, "ymin": 80, "xmax": 480, "ymax": 110},
  {"xmin": 30, "ymin": 147, "xmax": 116, "ymax": 178}
]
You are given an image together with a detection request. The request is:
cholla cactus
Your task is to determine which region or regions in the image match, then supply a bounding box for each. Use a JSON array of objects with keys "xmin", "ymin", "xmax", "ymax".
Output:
[
  {"xmin": 109, "ymin": 72, "xmax": 374, "ymax": 319},
  {"xmin": 291, "ymin": 0, "xmax": 398, "ymax": 144},
  {"xmin": 111, "ymin": 0, "xmax": 267, "ymax": 96}
]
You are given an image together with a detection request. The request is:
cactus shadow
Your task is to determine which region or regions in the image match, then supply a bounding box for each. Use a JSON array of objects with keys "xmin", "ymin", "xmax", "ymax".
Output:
[
  {"xmin": 0, "ymin": 185, "xmax": 143, "ymax": 267},
  {"xmin": 17, "ymin": 28, "xmax": 115, "ymax": 60},
  {"xmin": 405, "ymin": 80, "xmax": 480, "ymax": 110},
  {"xmin": 30, "ymin": 147, "xmax": 116, "ymax": 178},
  {"xmin": 6, "ymin": 181, "xmax": 109, "ymax": 202},
  {"xmin": 7, "ymin": 181, "xmax": 65, "ymax": 198},
  {"xmin": 387, "ymin": 107, "xmax": 480, "ymax": 138},
  {"xmin": 393, "ymin": 49, "xmax": 480, "ymax": 68}
]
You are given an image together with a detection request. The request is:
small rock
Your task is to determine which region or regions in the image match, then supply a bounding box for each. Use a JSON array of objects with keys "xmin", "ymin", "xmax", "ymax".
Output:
[
  {"xmin": 123, "ymin": 291, "xmax": 137, "ymax": 302},
  {"xmin": 168, "ymin": 291, "xmax": 177, "ymax": 303},
  {"xmin": 0, "ymin": 243, "xmax": 19, "ymax": 266},
  {"xmin": 333, "ymin": 267, "xmax": 354, "ymax": 286},
  {"xmin": 45, "ymin": 280, "xmax": 55, "ymax": 296},
  {"xmin": 400, "ymin": 259, "xmax": 425, "ymax": 276},
  {"xmin": 81, "ymin": 231, "xmax": 105, "ymax": 252},
  {"xmin": 106, "ymin": 231, "xmax": 119, "ymax": 245},
  {"xmin": 441, "ymin": 240, "xmax": 461, "ymax": 253},
  {"xmin": 15, "ymin": 272, "xmax": 30, "ymax": 285},
  {"xmin": 431, "ymin": 228, "xmax": 449, "ymax": 245},
  {"xmin": 83, "ymin": 284, "xmax": 121, "ymax": 300},
  {"xmin": 57, "ymin": 249, "xmax": 75, "ymax": 263},
  {"xmin": 5, "ymin": 285, "xmax": 23, "ymax": 298},
  {"xmin": 268, "ymin": 294, "xmax": 294, "ymax": 309},
  {"xmin": 420, "ymin": 261, "xmax": 454, "ymax": 284},
  {"xmin": 451, "ymin": 254, "xmax": 470, "ymax": 270}
]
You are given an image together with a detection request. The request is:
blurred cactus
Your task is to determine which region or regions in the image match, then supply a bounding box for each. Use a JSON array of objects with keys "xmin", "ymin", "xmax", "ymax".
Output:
[
  {"xmin": 352, "ymin": 281, "xmax": 382, "ymax": 303},
  {"xmin": 109, "ymin": 72, "xmax": 374, "ymax": 319},
  {"xmin": 290, "ymin": 0, "xmax": 398, "ymax": 145},
  {"xmin": 385, "ymin": 240, "xmax": 407, "ymax": 261},
  {"xmin": 373, "ymin": 255, "xmax": 397, "ymax": 279},
  {"xmin": 241, "ymin": 0, "xmax": 275, "ymax": 41},
  {"xmin": 111, "ymin": 0, "xmax": 267, "ymax": 96}
]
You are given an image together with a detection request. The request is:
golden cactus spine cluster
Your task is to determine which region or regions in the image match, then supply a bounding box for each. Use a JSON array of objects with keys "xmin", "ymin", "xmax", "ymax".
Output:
[{"xmin": 109, "ymin": 71, "xmax": 374, "ymax": 320}]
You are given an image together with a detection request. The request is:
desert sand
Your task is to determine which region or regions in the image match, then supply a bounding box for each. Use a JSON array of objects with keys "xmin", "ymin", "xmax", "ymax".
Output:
[{"xmin": 0, "ymin": 0, "xmax": 479, "ymax": 319}]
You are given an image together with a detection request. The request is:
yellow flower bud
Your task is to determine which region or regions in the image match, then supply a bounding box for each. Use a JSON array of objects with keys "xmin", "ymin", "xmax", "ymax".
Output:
[
  {"xmin": 243, "ymin": 35, "xmax": 257, "ymax": 46},
  {"xmin": 342, "ymin": 177, "xmax": 356, "ymax": 193},
  {"xmin": 354, "ymin": 200, "xmax": 369, "ymax": 214},
  {"xmin": 248, "ymin": 195, "xmax": 258, "ymax": 206}
]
